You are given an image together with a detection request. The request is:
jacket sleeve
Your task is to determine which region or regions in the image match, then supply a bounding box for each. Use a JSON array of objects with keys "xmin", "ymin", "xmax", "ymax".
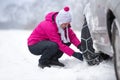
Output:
[
  {"xmin": 68, "ymin": 28, "xmax": 81, "ymax": 47},
  {"xmin": 43, "ymin": 22, "xmax": 74, "ymax": 56}
]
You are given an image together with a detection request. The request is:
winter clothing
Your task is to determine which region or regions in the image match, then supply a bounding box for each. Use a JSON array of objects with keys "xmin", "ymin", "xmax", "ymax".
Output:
[
  {"xmin": 56, "ymin": 6, "xmax": 71, "ymax": 43},
  {"xmin": 27, "ymin": 6, "xmax": 82, "ymax": 68},
  {"xmin": 27, "ymin": 9, "xmax": 81, "ymax": 56},
  {"xmin": 72, "ymin": 52, "xmax": 83, "ymax": 61},
  {"xmin": 38, "ymin": 59, "xmax": 65, "ymax": 69},
  {"xmin": 28, "ymin": 41, "xmax": 60, "ymax": 64},
  {"xmin": 49, "ymin": 60, "xmax": 65, "ymax": 67},
  {"xmin": 28, "ymin": 40, "xmax": 71, "ymax": 68},
  {"xmin": 77, "ymin": 44, "xmax": 82, "ymax": 51},
  {"xmin": 38, "ymin": 62, "xmax": 51, "ymax": 69},
  {"xmin": 56, "ymin": 6, "xmax": 72, "ymax": 25}
]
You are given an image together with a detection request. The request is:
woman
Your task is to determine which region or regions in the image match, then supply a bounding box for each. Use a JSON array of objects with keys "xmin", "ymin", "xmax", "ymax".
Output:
[{"xmin": 27, "ymin": 6, "xmax": 83, "ymax": 69}]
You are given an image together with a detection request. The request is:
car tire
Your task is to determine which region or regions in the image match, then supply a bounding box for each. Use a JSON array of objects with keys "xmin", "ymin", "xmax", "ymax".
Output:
[{"xmin": 112, "ymin": 19, "xmax": 120, "ymax": 80}]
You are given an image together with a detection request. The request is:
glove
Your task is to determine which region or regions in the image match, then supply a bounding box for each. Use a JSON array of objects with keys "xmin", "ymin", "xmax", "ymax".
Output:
[
  {"xmin": 72, "ymin": 52, "xmax": 83, "ymax": 61},
  {"xmin": 77, "ymin": 44, "xmax": 82, "ymax": 51}
]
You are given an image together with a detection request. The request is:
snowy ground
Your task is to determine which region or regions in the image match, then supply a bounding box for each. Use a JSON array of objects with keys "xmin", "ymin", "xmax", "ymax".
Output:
[{"xmin": 0, "ymin": 30, "xmax": 116, "ymax": 80}]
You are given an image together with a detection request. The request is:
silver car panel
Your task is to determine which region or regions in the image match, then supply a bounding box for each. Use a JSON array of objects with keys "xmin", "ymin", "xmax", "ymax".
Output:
[
  {"xmin": 115, "ymin": 4, "xmax": 120, "ymax": 36},
  {"xmin": 85, "ymin": 0, "xmax": 120, "ymax": 57}
]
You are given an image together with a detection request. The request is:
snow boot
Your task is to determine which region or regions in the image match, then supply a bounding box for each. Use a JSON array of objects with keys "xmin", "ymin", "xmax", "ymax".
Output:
[
  {"xmin": 38, "ymin": 60, "xmax": 51, "ymax": 69},
  {"xmin": 38, "ymin": 63, "xmax": 51, "ymax": 69},
  {"xmin": 49, "ymin": 60, "xmax": 65, "ymax": 67}
]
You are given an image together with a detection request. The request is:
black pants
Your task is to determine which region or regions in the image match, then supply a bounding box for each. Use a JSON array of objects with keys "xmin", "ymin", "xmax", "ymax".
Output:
[{"xmin": 28, "ymin": 40, "xmax": 71, "ymax": 64}]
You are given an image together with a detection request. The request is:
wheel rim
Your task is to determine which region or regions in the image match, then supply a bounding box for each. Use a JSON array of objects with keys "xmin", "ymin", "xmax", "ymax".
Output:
[{"xmin": 112, "ymin": 20, "xmax": 120, "ymax": 80}]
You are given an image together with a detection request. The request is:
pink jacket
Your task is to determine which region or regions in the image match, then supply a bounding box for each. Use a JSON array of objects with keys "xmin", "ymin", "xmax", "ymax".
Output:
[{"xmin": 27, "ymin": 12, "xmax": 81, "ymax": 56}]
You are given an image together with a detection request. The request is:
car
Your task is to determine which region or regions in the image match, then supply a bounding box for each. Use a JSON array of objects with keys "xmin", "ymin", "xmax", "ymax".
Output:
[{"xmin": 83, "ymin": 0, "xmax": 120, "ymax": 80}]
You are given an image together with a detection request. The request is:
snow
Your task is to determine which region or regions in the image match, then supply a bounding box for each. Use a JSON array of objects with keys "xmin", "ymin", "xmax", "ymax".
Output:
[{"xmin": 0, "ymin": 30, "xmax": 116, "ymax": 80}]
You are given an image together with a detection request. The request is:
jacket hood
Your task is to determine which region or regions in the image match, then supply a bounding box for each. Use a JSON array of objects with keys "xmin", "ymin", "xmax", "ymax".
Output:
[{"xmin": 45, "ymin": 12, "xmax": 58, "ymax": 22}]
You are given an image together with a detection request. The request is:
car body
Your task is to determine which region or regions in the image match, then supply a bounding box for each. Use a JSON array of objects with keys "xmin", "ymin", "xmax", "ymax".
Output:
[{"xmin": 83, "ymin": 0, "xmax": 120, "ymax": 80}]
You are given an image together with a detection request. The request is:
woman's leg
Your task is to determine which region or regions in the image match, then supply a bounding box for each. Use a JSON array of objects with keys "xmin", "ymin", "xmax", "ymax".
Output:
[
  {"xmin": 28, "ymin": 40, "xmax": 58, "ymax": 68},
  {"xmin": 48, "ymin": 43, "xmax": 71, "ymax": 67},
  {"xmin": 50, "ymin": 42, "xmax": 71, "ymax": 61}
]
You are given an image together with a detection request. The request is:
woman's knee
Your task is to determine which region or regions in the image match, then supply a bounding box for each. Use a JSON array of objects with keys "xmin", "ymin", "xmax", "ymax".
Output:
[
  {"xmin": 48, "ymin": 41, "xmax": 58, "ymax": 49},
  {"xmin": 28, "ymin": 46, "xmax": 41, "ymax": 55},
  {"xmin": 28, "ymin": 41, "xmax": 58, "ymax": 55}
]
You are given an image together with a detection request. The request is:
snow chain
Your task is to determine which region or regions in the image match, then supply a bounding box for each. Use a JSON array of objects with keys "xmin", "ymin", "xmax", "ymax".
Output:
[{"xmin": 80, "ymin": 17, "xmax": 103, "ymax": 65}]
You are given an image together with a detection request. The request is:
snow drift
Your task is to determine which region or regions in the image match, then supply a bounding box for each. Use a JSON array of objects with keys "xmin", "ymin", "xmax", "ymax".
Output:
[{"xmin": 0, "ymin": 30, "xmax": 116, "ymax": 80}]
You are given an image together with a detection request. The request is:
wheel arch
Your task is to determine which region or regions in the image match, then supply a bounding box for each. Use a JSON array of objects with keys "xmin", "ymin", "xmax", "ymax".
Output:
[{"xmin": 106, "ymin": 9, "xmax": 115, "ymax": 44}]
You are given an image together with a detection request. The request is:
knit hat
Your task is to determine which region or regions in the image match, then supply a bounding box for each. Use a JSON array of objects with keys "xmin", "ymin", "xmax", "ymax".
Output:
[
  {"xmin": 56, "ymin": 6, "xmax": 71, "ymax": 43},
  {"xmin": 56, "ymin": 6, "xmax": 72, "ymax": 25}
]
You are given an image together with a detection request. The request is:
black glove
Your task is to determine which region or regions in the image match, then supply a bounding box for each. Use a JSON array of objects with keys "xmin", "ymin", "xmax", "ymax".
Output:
[
  {"xmin": 72, "ymin": 52, "xmax": 83, "ymax": 61},
  {"xmin": 77, "ymin": 44, "xmax": 82, "ymax": 51}
]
